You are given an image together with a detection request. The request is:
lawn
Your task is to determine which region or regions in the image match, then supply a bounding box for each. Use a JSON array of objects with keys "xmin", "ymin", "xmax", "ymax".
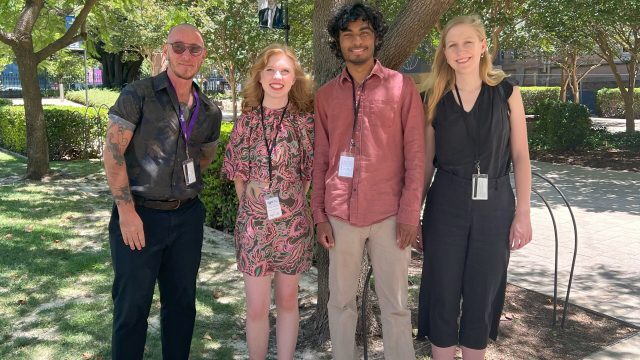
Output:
[{"xmin": 0, "ymin": 152, "xmax": 246, "ymax": 359}]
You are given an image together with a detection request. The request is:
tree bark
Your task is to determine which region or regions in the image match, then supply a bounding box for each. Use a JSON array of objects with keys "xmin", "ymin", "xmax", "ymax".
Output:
[
  {"xmin": 310, "ymin": 0, "xmax": 454, "ymax": 345},
  {"xmin": 560, "ymin": 69, "xmax": 569, "ymax": 102},
  {"xmin": 15, "ymin": 45, "xmax": 49, "ymax": 179}
]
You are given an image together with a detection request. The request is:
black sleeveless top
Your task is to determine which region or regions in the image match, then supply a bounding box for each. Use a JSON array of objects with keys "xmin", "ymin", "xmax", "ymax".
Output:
[{"xmin": 432, "ymin": 78, "xmax": 516, "ymax": 179}]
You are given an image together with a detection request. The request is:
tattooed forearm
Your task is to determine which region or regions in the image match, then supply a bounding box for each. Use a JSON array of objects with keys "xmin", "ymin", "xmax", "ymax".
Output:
[
  {"xmin": 104, "ymin": 119, "xmax": 135, "ymax": 207},
  {"xmin": 113, "ymin": 185, "xmax": 133, "ymax": 206}
]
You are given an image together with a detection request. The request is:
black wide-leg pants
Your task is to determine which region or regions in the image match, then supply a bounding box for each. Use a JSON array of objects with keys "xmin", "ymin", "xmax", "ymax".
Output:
[
  {"xmin": 108, "ymin": 199, "xmax": 205, "ymax": 360},
  {"xmin": 417, "ymin": 170, "xmax": 514, "ymax": 350}
]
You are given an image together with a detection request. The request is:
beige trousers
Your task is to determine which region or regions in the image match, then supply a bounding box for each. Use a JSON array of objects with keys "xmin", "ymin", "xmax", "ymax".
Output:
[{"xmin": 328, "ymin": 216, "xmax": 415, "ymax": 360}]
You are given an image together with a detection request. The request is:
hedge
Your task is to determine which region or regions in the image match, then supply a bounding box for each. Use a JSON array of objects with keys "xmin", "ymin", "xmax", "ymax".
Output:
[
  {"xmin": 520, "ymin": 86, "xmax": 561, "ymax": 115},
  {"xmin": 596, "ymin": 88, "xmax": 640, "ymax": 119},
  {"xmin": 200, "ymin": 122, "xmax": 238, "ymax": 231},
  {"xmin": 532, "ymin": 100, "xmax": 592, "ymax": 151},
  {"xmin": 0, "ymin": 98, "xmax": 12, "ymax": 106},
  {"xmin": 0, "ymin": 105, "xmax": 107, "ymax": 160}
]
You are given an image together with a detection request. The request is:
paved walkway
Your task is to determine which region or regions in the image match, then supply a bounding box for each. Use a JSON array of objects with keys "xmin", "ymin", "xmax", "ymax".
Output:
[{"xmin": 508, "ymin": 160, "xmax": 640, "ymax": 359}]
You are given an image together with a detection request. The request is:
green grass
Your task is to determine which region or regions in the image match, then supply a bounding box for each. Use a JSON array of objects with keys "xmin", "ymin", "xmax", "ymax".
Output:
[
  {"xmin": 0, "ymin": 152, "xmax": 246, "ymax": 359},
  {"xmin": 65, "ymin": 89, "xmax": 120, "ymax": 108}
]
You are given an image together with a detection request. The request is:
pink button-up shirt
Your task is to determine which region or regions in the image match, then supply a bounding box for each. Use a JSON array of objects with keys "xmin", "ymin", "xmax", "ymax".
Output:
[{"xmin": 312, "ymin": 61, "xmax": 425, "ymax": 227}]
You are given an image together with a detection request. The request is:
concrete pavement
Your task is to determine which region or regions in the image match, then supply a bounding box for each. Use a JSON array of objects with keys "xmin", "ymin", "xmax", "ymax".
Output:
[{"xmin": 508, "ymin": 160, "xmax": 640, "ymax": 359}]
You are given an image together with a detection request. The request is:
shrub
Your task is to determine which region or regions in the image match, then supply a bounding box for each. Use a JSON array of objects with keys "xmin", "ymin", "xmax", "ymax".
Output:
[
  {"xmin": 66, "ymin": 89, "xmax": 121, "ymax": 108},
  {"xmin": 596, "ymin": 88, "xmax": 640, "ymax": 119},
  {"xmin": 520, "ymin": 86, "xmax": 561, "ymax": 114},
  {"xmin": 0, "ymin": 105, "xmax": 107, "ymax": 160},
  {"xmin": 200, "ymin": 122, "xmax": 238, "ymax": 231},
  {"xmin": 0, "ymin": 98, "xmax": 12, "ymax": 106},
  {"xmin": 533, "ymin": 100, "xmax": 592, "ymax": 151}
]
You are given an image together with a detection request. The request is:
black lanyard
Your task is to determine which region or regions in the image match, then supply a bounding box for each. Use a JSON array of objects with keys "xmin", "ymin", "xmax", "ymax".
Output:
[
  {"xmin": 259, "ymin": 102, "xmax": 288, "ymax": 188},
  {"xmin": 454, "ymin": 84, "xmax": 481, "ymax": 172},
  {"xmin": 347, "ymin": 71, "xmax": 369, "ymax": 151}
]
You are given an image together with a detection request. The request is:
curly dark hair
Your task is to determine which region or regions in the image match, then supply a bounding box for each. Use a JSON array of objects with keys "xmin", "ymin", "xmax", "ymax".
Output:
[{"xmin": 327, "ymin": 2, "xmax": 388, "ymax": 61}]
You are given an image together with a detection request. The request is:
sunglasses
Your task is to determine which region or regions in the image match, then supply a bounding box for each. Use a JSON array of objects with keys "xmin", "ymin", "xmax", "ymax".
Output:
[{"xmin": 167, "ymin": 42, "xmax": 204, "ymax": 56}]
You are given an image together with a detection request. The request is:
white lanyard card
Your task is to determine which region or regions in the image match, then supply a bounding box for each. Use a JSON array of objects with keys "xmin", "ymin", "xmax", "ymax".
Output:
[
  {"xmin": 338, "ymin": 152, "xmax": 355, "ymax": 178},
  {"xmin": 471, "ymin": 173, "xmax": 488, "ymax": 200},
  {"xmin": 264, "ymin": 192, "xmax": 283, "ymax": 220}
]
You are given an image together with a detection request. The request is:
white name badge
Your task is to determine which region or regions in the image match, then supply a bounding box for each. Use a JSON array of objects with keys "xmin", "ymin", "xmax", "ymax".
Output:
[
  {"xmin": 472, "ymin": 173, "xmax": 488, "ymax": 200},
  {"xmin": 182, "ymin": 159, "xmax": 196, "ymax": 186},
  {"xmin": 338, "ymin": 153, "xmax": 355, "ymax": 178},
  {"xmin": 264, "ymin": 193, "xmax": 283, "ymax": 220}
]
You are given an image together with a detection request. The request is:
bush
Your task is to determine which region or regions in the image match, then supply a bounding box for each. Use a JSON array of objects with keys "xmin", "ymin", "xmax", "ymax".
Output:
[
  {"xmin": 596, "ymin": 88, "xmax": 640, "ymax": 119},
  {"xmin": 532, "ymin": 100, "xmax": 592, "ymax": 151},
  {"xmin": 66, "ymin": 89, "xmax": 121, "ymax": 108},
  {"xmin": 200, "ymin": 122, "xmax": 238, "ymax": 231},
  {"xmin": 0, "ymin": 98, "xmax": 12, "ymax": 106},
  {"xmin": 0, "ymin": 105, "xmax": 107, "ymax": 160},
  {"xmin": 520, "ymin": 86, "xmax": 561, "ymax": 114}
]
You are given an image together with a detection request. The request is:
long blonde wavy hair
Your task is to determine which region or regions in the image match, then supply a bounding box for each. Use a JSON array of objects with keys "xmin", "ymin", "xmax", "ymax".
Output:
[
  {"xmin": 423, "ymin": 15, "xmax": 507, "ymax": 124},
  {"xmin": 241, "ymin": 44, "xmax": 314, "ymax": 113}
]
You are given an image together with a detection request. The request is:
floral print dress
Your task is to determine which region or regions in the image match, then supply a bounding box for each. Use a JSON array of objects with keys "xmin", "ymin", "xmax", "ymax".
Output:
[{"xmin": 223, "ymin": 107, "xmax": 314, "ymax": 276}]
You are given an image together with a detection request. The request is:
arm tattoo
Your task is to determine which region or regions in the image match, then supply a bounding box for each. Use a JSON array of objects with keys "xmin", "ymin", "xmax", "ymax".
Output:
[
  {"xmin": 106, "ymin": 122, "xmax": 127, "ymax": 166},
  {"xmin": 114, "ymin": 185, "xmax": 133, "ymax": 205}
]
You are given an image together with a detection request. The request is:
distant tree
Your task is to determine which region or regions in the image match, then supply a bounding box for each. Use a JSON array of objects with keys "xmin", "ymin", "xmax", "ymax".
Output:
[
  {"xmin": 0, "ymin": 0, "xmax": 98, "ymax": 179},
  {"xmin": 526, "ymin": 0, "xmax": 603, "ymax": 103},
  {"xmin": 578, "ymin": 0, "xmax": 639, "ymax": 131},
  {"xmin": 190, "ymin": 0, "xmax": 281, "ymax": 121}
]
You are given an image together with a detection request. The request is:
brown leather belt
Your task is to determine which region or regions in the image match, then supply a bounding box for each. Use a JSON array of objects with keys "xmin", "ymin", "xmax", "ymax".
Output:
[{"xmin": 133, "ymin": 196, "xmax": 197, "ymax": 210}]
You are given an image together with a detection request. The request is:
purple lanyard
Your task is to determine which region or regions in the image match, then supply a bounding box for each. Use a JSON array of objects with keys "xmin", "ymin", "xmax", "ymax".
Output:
[
  {"xmin": 169, "ymin": 79, "xmax": 200, "ymax": 145},
  {"xmin": 178, "ymin": 90, "xmax": 200, "ymax": 144}
]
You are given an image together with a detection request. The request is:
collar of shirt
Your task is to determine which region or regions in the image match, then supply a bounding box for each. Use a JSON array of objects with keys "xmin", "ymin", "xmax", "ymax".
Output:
[{"xmin": 338, "ymin": 59, "xmax": 385, "ymax": 86}]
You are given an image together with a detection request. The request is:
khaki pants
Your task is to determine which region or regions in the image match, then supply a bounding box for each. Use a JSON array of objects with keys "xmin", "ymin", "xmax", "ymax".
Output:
[{"xmin": 328, "ymin": 216, "xmax": 415, "ymax": 360}]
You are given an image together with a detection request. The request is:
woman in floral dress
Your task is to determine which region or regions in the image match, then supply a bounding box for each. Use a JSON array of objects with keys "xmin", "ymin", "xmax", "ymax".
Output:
[{"xmin": 222, "ymin": 43, "xmax": 314, "ymax": 360}]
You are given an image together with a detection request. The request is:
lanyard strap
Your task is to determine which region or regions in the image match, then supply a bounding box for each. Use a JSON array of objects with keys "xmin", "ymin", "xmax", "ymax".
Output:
[
  {"xmin": 168, "ymin": 80, "xmax": 201, "ymax": 156},
  {"xmin": 454, "ymin": 84, "xmax": 481, "ymax": 173},
  {"xmin": 347, "ymin": 71, "xmax": 368, "ymax": 151},
  {"xmin": 259, "ymin": 102, "xmax": 288, "ymax": 189}
]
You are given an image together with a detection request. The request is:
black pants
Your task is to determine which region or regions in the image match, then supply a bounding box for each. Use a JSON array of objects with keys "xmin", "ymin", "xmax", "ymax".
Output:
[
  {"xmin": 109, "ymin": 198, "xmax": 205, "ymax": 360},
  {"xmin": 417, "ymin": 170, "xmax": 514, "ymax": 350}
]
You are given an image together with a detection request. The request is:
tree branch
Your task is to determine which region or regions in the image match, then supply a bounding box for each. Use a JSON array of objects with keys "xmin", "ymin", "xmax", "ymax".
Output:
[
  {"xmin": 14, "ymin": 0, "xmax": 44, "ymax": 37},
  {"xmin": 379, "ymin": 0, "xmax": 455, "ymax": 70},
  {"xmin": 35, "ymin": 0, "xmax": 98, "ymax": 63},
  {"xmin": 0, "ymin": 29, "xmax": 18, "ymax": 47}
]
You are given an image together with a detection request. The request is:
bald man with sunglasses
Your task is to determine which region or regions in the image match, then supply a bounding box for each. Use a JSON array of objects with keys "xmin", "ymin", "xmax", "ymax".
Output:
[{"xmin": 104, "ymin": 24, "xmax": 221, "ymax": 359}]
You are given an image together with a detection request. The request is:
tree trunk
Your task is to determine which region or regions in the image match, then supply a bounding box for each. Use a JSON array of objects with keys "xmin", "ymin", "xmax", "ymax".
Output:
[
  {"xmin": 355, "ymin": 252, "xmax": 381, "ymax": 344},
  {"xmin": 623, "ymin": 91, "xmax": 636, "ymax": 132},
  {"xmin": 560, "ymin": 69, "xmax": 569, "ymax": 102},
  {"xmin": 95, "ymin": 43, "xmax": 142, "ymax": 89},
  {"xmin": 15, "ymin": 45, "xmax": 49, "ymax": 179}
]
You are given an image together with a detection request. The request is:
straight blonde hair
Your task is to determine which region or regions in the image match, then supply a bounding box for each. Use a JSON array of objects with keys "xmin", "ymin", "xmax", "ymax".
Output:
[
  {"xmin": 241, "ymin": 44, "xmax": 314, "ymax": 113},
  {"xmin": 423, "ymin": 15, "xmax": 507, "ymax": 124}
]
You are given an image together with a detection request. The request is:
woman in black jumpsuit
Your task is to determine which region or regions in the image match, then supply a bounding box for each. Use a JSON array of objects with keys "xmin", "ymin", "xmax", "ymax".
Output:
[{"xmin": 416, "ymin": 15, "xmax": 533, "ymax": 360}]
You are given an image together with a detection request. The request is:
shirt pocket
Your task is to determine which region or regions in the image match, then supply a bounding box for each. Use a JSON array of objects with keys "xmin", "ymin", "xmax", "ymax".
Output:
[{"xmin": 367, "ymin": 99, "xmax": 397, "ymax": 128}]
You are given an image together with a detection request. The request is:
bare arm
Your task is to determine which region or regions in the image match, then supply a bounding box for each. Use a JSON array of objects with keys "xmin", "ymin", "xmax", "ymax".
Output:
[
  {"xmin": 508, "ymin": 87, "xmax": 532, "ymax": 250},
  {"xmin": 103, "ymin": 119, "xmax": 145, "ymax": 250}
]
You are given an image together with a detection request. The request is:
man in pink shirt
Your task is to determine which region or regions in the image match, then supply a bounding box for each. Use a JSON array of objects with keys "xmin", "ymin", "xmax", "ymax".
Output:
[{"xmin": 312, "ymin": 3, "xmax": 425, "ymax": 359}]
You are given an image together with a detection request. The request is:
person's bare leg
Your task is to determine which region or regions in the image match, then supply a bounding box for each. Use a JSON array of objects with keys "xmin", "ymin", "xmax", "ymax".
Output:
[
  {"xmin": 243, "ymin": 274, "xmax": 273, "ymax": 360},
  {"xmin": 274, "ymin": 272, "xmax": 301, "ymax": 360},
  {"xmin": 461, "ymin": 346, "xmax": 486, "ymax": 360},
  {"xmin": 431, "ymin": 344, "xmax": 457, "ymax": 360}
]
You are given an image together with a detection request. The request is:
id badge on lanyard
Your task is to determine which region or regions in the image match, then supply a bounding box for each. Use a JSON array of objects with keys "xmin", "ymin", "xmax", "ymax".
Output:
[
  {"xmin": 338, "ymin": 151, "xmax": 355, "ymax": 178},
  {"xmin": 471, "ymin": 162, "xmax": 488, "ymax": 200},
  {"xmin": 183, "ymin": 159, "xmax": 196, "ymax": 186},
  {"xmin": 264, "ymin": 191, "xmax": 283, "ymax": 220}
]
